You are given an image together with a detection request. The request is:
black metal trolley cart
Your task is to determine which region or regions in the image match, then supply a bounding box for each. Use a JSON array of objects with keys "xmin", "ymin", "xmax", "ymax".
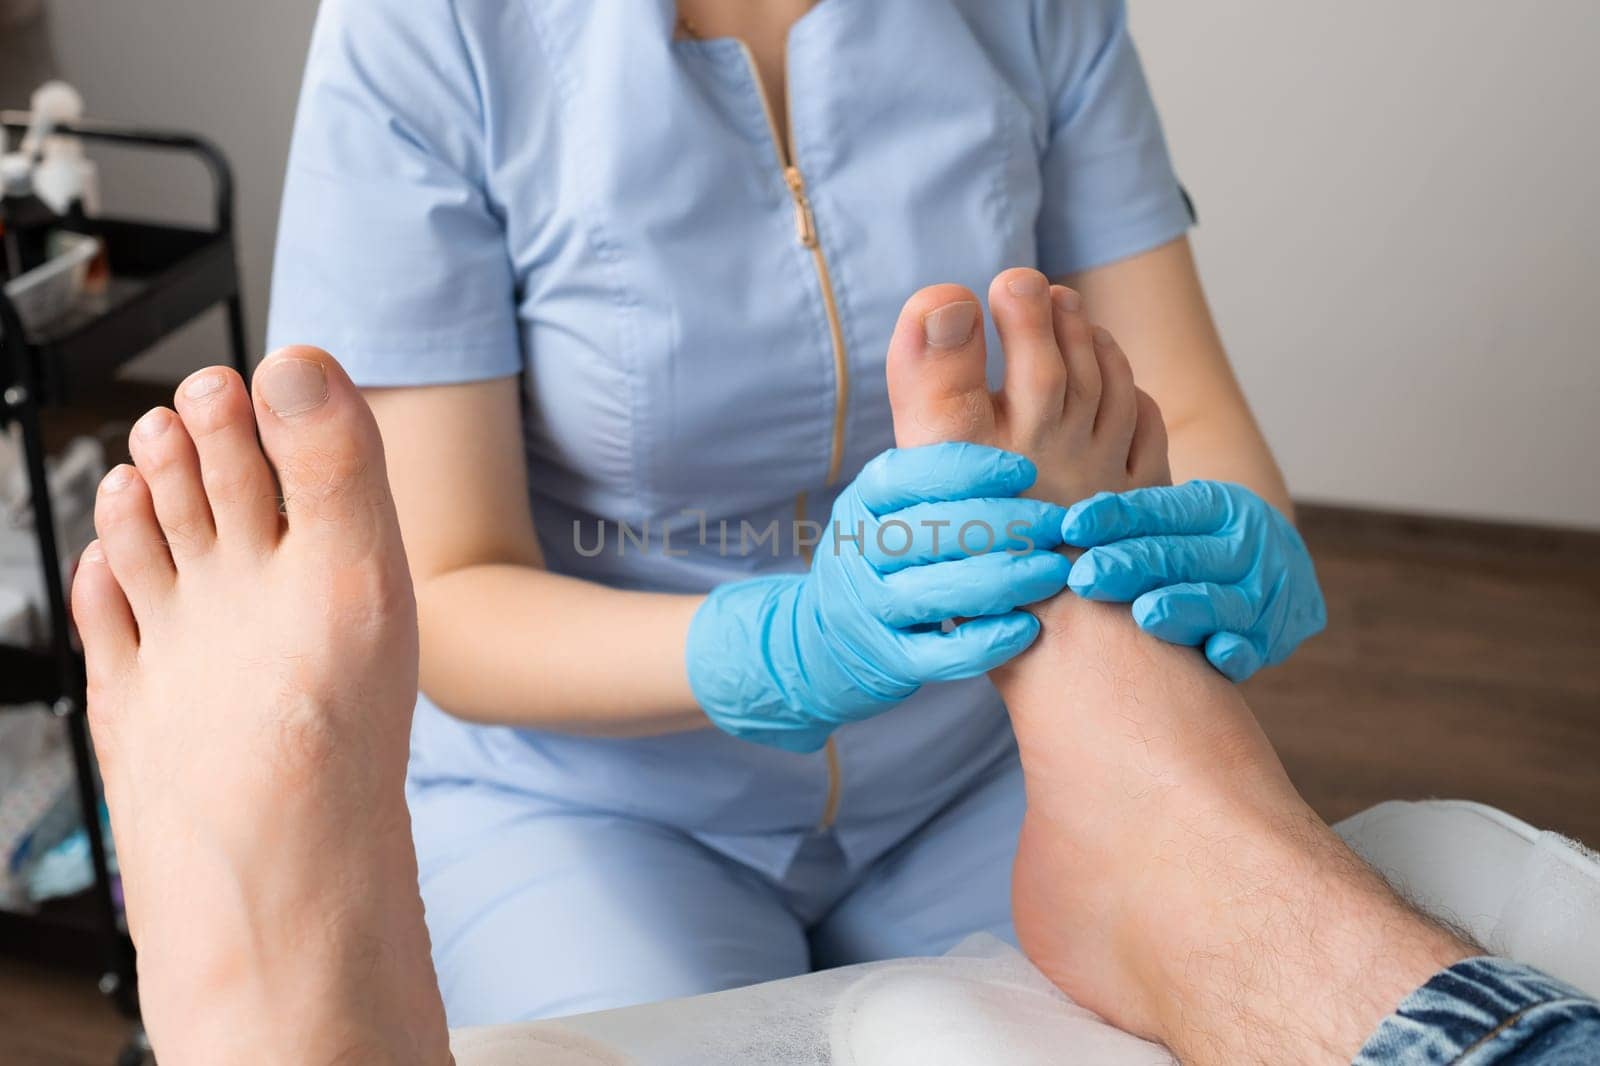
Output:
[{"xmin": 0, "ymin": 112, "xmax": 249, "ymax": 1064}]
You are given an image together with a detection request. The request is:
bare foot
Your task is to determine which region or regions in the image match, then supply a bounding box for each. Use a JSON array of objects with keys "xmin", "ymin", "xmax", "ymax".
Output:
[
  {"xmin": 885, "ymin": 268, "xmax": 1170, "ymax": 502},
  {"xmin": 884, "ymin": 272, "xmax": 1471, "ymax": 1063},
  {"xmin": 71, "ymin": 348, "xmax": 450, "ymax": 1064}
]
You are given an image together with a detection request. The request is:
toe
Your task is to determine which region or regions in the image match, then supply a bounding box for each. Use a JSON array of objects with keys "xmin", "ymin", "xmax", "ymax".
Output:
[
  {"xmin": 1127, "ymin": 388, "xmax": 1172, "ymax": 486},
  {"xmin": 70, "ymin": 541, "xmax": 137, "ymax": 719},
  {"xmin": 1090, "ymin": 326, "xmax": 1138, "ymax": 453},
  {"xmin": 251, "ymin": 346, "xmax": 398, "ymax": 564},
  {"xmin": 94, "ymin": 465, "xmax": 175, "ymax": 615},
  {"xmin": 1050, "ymin": 289, "xmax": 1101, "ymax": 439},
  {"xmin": 175, "ymin": 367, "xmax": 282, "ymax": 552},
  {"xmin": 127, "ymin": 407, "xmax": 215, "ymax": 563},
  {"xmin": 885, "ymin": 284, "xmax": 997, "ymax": 448},
  {"xmin": 990, "ymin": 269, "xmax": 1068, "ymax": 429}
]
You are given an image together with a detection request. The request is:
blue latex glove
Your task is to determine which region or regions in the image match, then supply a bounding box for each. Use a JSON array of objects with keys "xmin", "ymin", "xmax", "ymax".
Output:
[
  {"xmin": 1062, "ymin": 481, "xmax": 1327, "ymax": 682},
  {"xmin": 688, "ymin": 443, "xmax": 1073, "ymax": 752}
]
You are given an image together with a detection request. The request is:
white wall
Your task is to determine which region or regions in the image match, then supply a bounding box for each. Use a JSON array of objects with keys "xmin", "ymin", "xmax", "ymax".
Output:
[
  {"xmin": 6, "ymin": 1, "xmax": 1597, "ymax": 527},
  {"xmin": 1131, "ymin": 1, "xmax": 1600, "ymax": 528}
]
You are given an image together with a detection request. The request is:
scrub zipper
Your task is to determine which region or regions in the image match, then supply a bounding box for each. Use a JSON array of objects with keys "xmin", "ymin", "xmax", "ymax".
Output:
[{"xmin": 737, "ymin": 40, "xmax": 849, "ymax": 832}]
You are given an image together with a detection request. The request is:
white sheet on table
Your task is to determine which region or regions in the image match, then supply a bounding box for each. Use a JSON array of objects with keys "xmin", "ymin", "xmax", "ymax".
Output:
[{"xmin": 451, "ymin": 800, "xmax": 1600, "ymax": 1065}]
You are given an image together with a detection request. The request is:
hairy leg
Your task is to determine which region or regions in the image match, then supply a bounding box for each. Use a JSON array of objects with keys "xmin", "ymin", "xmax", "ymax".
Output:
[{"xmin": 999, "ymin": 594, "xmax": 1470, "ymax": 1063}]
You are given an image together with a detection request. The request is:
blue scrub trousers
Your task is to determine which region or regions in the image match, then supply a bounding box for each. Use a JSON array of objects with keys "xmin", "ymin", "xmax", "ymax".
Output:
[{"xmin": 412, "ymin": 750, "xmax": 1024, "ymax": 1026}]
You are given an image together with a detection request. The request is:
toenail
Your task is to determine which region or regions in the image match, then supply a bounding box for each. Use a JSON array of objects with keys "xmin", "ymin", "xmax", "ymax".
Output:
[
  {"xmin": 102, "ymin": 466, "xmax": 135, "ymax": 493},
  {"xmin": 258, "ymin": 358, "xmax": 328, "ymax": 417},
  {"xmin": 1052, "ymin": 287, "xmax": 1082, "ymax": 313},
  {"xmin": 81, "ymin": 541, "xmax": 104, "ymax": 563},
  {"xmin": 184, "ymin": 372, "xmax": 227, "ymax": 400},
  {"xmin": 1092, "ymin": 326, "xmax": 1115, "ymax": 350},
  {"xmin": 923, "ymin": 302, "xmax": 979, "ymax": 349},
  {"xmin": 1006, "ymin": 272, "xmax": 1047, "ymax": 298},
  {"xmin": 134, "ymin": 409, "xmax": 172, "ymax": 440}
]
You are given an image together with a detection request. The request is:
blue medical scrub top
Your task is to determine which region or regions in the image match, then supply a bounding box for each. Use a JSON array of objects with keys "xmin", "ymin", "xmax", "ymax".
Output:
[{"xmin": 268, "ymin": 0, "xmax": 1192, "ymax": 877}]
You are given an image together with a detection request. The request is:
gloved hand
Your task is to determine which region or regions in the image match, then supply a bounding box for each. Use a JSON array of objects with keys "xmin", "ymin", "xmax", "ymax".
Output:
[
  {"xmin": 1061, "ymin": 481, "xmax": 1326, "ymax": 682},
  {"xmin": 688, "ymin": 443, "xmax": 1073, "ymax": 752}
]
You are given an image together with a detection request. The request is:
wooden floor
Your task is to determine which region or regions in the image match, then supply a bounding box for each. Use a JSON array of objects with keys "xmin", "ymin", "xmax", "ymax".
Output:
[
  {"xmin": 2, "ymin": 504, "xmax": 1598, "ymax": 1064},
  {"xmin": 0, "ymin": 959, "xmax": 131, "ymax": 1066},
  {"xmin": 1250, "ymin": 505, "xmax": 1600, "ymax": 845}
]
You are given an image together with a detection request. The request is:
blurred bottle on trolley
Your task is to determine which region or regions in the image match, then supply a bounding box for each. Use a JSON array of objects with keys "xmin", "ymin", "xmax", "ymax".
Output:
[{"xmin": 1, "ymin": 81, "xmax": 104, "ymax": 288}]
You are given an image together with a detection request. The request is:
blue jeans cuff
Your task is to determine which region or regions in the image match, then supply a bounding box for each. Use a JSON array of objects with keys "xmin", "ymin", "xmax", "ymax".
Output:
[{"xmin": 1354, "ymin": 956, "xmax": 1600, "ymax": 1064}]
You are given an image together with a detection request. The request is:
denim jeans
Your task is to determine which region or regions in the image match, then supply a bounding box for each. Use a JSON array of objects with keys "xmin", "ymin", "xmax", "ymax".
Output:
[{"xmin": 1355, "ymin": 957, "xmax": 1600, "ymax": 1064}]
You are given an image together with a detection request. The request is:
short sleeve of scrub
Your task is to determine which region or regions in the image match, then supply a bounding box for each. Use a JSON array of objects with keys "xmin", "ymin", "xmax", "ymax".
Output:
[
  {"xmin": 267, "ymin": 0, "xmax": 521, "ymax": 387},
  {"xmin": 1033, "ymin": 0, "xmax": 1194, "ymax": 277}
]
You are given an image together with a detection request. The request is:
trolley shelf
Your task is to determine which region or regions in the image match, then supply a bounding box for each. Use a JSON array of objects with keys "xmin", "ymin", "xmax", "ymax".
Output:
[
  {"xmin": 1, "ymin": 112, "xmax": 249, "ymax": 1057},
  {"xmin": 0, "ymin": 892, "xmax": 130, "ymax": 974},
  {"xmin": 0, "ymin": 643, "xmax": 58, "ymax": 707},
  {"xmin": 18, "ymin": 219, "xmax": 240, "ymax": 405}
]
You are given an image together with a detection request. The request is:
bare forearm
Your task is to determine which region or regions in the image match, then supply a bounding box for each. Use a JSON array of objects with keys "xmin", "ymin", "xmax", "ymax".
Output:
[
  {"xmin": 1167, "ymin": 410, "xmax": 1294, "ymax": 520},
  {"xmin": 416, "ymin": 564, "xmax": 708, "ymax": 734},
  {"xmin": 364, "ymin": 380, "xmax": 712, "ymax": 736}
]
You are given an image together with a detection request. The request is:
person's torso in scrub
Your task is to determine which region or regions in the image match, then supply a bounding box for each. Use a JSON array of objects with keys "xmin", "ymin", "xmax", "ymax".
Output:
[{"xmin": 268, "ymin": 0, "xmax": 1191, "ymax": 1025}]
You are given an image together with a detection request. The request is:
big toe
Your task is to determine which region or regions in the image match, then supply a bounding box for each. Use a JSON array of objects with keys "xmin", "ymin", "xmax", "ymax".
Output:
[
  {"xmin": 885, "ymin": 284, "xmax": 997, "ymax": 448},
  {"xmin": 251, "ymin": 346, "xmax": 401, "ymax": 565}
]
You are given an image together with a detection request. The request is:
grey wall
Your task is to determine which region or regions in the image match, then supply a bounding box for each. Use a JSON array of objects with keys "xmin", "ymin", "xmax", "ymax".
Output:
[
  {"xmin": 1130, "ymin": 1, "xmax": 1600, "ymax": 528},
  {"xmin": 4, "ymin": 1, "xmax": 1597, "ymax": 527},
  {"xmin": 1, "ymin": 0, "xmax": 321, "ymax": 379}
]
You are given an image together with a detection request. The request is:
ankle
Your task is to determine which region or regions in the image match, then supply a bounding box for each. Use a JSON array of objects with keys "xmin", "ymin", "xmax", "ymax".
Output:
[
  {"xmin": 159, "ymin": 990, "xmax": 450, "ymax": 1066},
  {"xmin": 138, "ymin": 836, "xmax": 450, "ymax": 1065},
  {"xmin": 1127, "ymin": 805, "xmax": 1472, "ymax": 1064},
  {"xmin": 150, "ymin": 915, "xmax": 451, "ymax": 1066}
]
